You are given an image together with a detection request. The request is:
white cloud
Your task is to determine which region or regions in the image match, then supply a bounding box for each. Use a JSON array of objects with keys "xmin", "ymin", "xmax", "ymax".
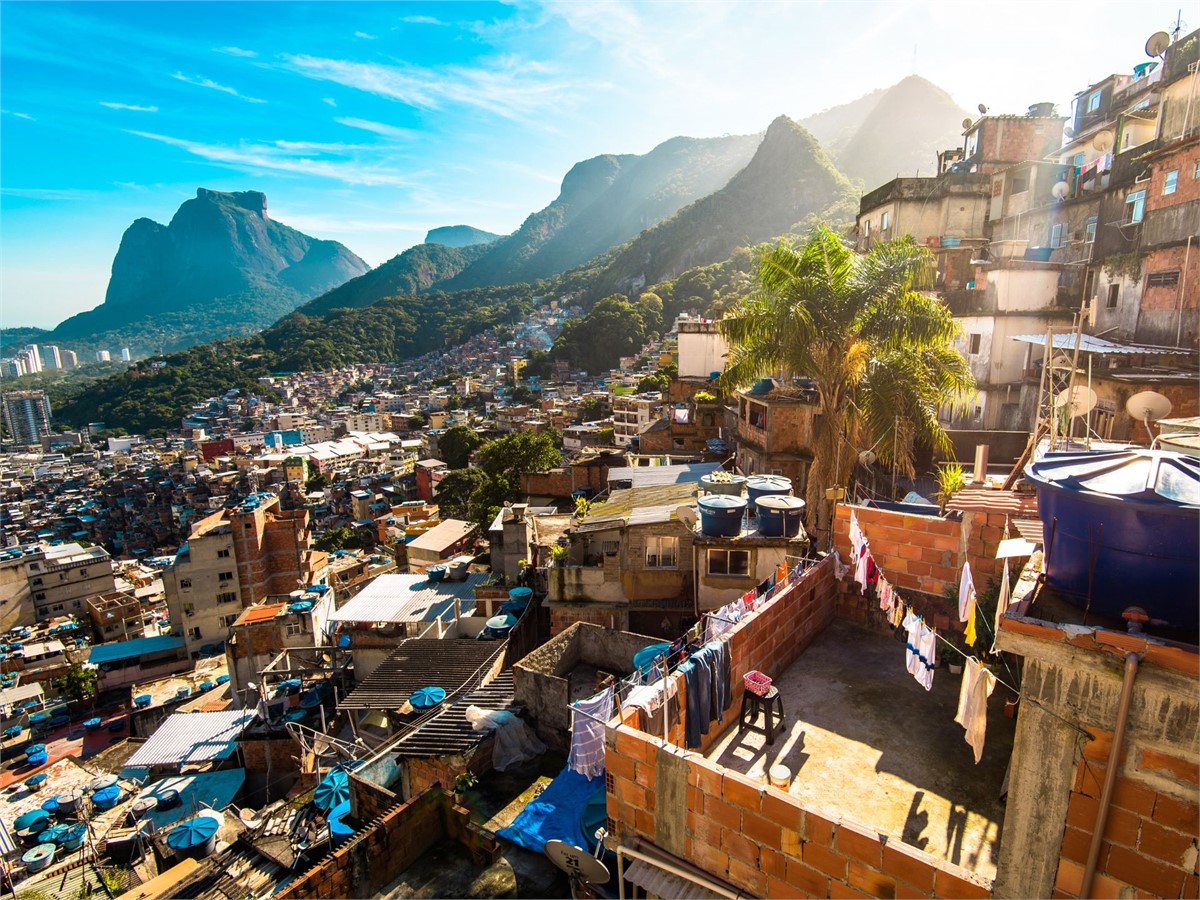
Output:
[
  {"xmin": 399, "ymin": 15, "xmax": 446, "ymax": 25},
  {"xmin": 216, "ymin": 46, "xmax": 258, "ymax": 58},
  {"xmin": 279, "ymin": 53, "xmax": 599, "ymax": 122},
  {"xmin": 2, "ymin": 109, "xmax": 34, "ymax": 120},
  {"xmin": 322, "ymin": 97, "xmax": 337, "ymax": 107},
  {"xmin": 0, "ymin": 187, "xmax": 96, "ymax": 201},
  {"xmin": 170, "ymin": 72, "xmax": 266, "ymax": 104},
  {"xmin": 100, "ymin": 101, "xmax": 158, "ymax": 112},
  {"xmin": 335, "ymin": 117, "xmax": 417, "ymax": 142},
  {"xmin": 127, "ymin": 130, "xmax": 413, "ymax": 187},
  {"xmin": 353, "ymin": 31, "xmax": 377, "ymax": 40}
]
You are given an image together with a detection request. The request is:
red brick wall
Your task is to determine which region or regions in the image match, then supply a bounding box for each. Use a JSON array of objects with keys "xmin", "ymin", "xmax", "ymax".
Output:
[
  {"xmin": 1054, "ymin": 737, "xmax": 1200, "ymax": 899},
  {"xmin": 1140, "ymin": 245, "xmax": 1200, "ymax": 312},
  {"xmin": 1147, "ymin": 143, "xmax": 1200, "ymax": 211},
  {"xmin": 604, "ymin": 556, "xmax": 992, "ymax": 897},
  {"xmin": 550, "ymin": 604, "xmax": 628, "ymax": 636}
]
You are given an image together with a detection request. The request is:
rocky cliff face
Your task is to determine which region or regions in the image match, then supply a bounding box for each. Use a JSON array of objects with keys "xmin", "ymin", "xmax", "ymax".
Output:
[
  {"xmin": 424, "ymin": 225, "xmax": 502, "ymax": 248},
  {"xmin": 52, "ymin": 189, "xmax": 369, "ymax": 350}
]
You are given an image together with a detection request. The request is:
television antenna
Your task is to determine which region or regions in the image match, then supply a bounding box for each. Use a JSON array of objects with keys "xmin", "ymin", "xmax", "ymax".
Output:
[
  {"xmin": 1145, "ymin": 30, "xmax": 1171, "ymax": 58},
  {"xmin": 1125, "ymin": 390, "xmax": 1173, "ymax": 442}
]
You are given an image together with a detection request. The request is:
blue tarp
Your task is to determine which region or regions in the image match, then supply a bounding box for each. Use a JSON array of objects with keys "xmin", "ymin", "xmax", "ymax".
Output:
[
  {"xmin": 497, "ymin": 767, "xmax": 600, "ymax": 854},
  {"xmin": 89, "ymin": 634, "xmax": 185, "ymax": 665}
]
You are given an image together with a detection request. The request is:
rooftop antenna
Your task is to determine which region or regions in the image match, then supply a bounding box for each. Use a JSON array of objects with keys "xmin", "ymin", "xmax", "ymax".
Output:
[
  {"xmin": 1125, "ymin": 390, "xmax": 1172, "ymax": 443},
  {"xmin": 961, "ymin": 117, "xmax": 974, "ymax": 131},
  {"xmin": 1145, "ymin": 30, "xmax": 1171, "ymax": 58}
]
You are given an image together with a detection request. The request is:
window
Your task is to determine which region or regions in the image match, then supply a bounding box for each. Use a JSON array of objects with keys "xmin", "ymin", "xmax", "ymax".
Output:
[
  {"xmin": 1126, "ymin": 190, "xmax": 1146, "ymax": 224},
  {"xmin": 1085, "ymin": 215, "xmax": 1098, "ymax": 243},
  {"xmin": 31, "ymin": 577, "xmax": 42, "ymax": 586},
  {"xmin": 1195, "ymin": 160, "xmax": 1200, "ymax": 179},
  {"xmin": 1086, "ymin": 91, "xmax": 1101, "ymax": 113},
  {"xmin": 184, "ymin": 603, "xmax": 195, "ymax": 617},
  {"xmin": 218, "ymin": 571, "xmax": 234, "ymax": 581},
  {"xmin": 217, "ymin": 548, "xmax": 231, "ymax": 558},
  {"xmin": 862, "ymin": 219, "xmax": 870, "ymax": 237},
  {"xmin": 968, "ymin": 333, "xmax": 982, "ymax": 355},
  {"xmin": 881, "ymin": 211, "xmax": 890, "ymax": 230},
  {"xmin": 707, "ymin": 549, "xmax": 750, "ymax": 577},
  {"xmin": 645, "ymin": 536, "xmax": 678, "ymax": 569},
  {"xmin": 218, "ymin": 591, "xmax": 238, "ymax": 604},
  {"xmin": 1010, "ymin": 171, "xmax": 1030, "ymax": 194},
  {"xmin": 220, "ymin": 614, "xmax": 238, "ymax": 629},
  {"xmin": 286, "ymin": 621, "xmax": 304, "ymax": 637},
  {"xmin": 1107, "ymin": 284, "xmax": 1120, "ymax": 309},
  {"xmin": 188, "ymin": 627, "xmax": 201, "ymax": 641},
  {"xmin": 1163, "ymin": 170, "xmax": 1178, "ymax": 195},
  {"xmin": 79, "ymin": 569, "xmax": 88, "ymax": 577},
  {"xmin": 179, "ymin": 578, "xmax": 192, "ymax": 589},
  {"xmin": 1050, "ymin": 223, "xmax": 1066, "ymax": 248},
  {"xmin": 35, "ymin": 592, "xmax": 45, "ymax": 601},
  {"xmin": 1147, "ymin": 270, "xmax": 1180, "ymax": 288}
]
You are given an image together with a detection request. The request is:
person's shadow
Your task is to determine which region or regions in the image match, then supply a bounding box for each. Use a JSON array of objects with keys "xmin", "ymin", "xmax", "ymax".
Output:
[
  {"xmin": 945, "ymin": 803, "xmax": 968, "ymax": 865},
  {"xmin": 902, "ymin": 790, "xmax": 929, "ymax": 850}
]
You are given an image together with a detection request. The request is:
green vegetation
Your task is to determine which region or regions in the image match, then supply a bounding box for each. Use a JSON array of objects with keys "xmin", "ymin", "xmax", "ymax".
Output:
[
  {"xmin": 436, "ymin": 430, "xmax": 562, "ymax": 529},
  {"xmin": 719, "ymin": 227, "xmax": 974, "ymax": 539},
  {"xmin": 56, "ymin": 660, "xmax": 98, "ymax": 704},
  {"xmin": 315, "ymin": 527, "xmax": 375, "ymax": 552},
  {"xmin": 550, "ymin": 295, "xmax": 655, "ymax": 374},
  {"xmin": 936, "ymin": 462, "xmax": 967, "ymax": 513},
  {"xmin": 438, "ymin": 425, "xmax": 485, "ymax": 469}
]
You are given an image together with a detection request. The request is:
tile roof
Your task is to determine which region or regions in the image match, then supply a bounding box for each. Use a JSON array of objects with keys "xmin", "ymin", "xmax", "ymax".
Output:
[
  {"xmin": 125, "ymin": 709, "xmax": 256, "ymax": 768},
  {"xmin": 947, "ymin": 489, "xmax": 1039, "ymax": 516},
  {"xmin": 407, "ymin": 518, "xmax": 478, "ymax": 552},
  {"xmin": 330, "ymin": 572, "xmax": 484, "ymax": 624},
  {"xmin": 339, "ymin": 638, "xmax": 505, "ymax": 710},
  {"xmin": 236, "ymin": 602, "xmax": 286, "ymax": 625}
]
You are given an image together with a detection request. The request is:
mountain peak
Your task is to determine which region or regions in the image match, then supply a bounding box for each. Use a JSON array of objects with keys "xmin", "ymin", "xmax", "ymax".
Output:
[
  {"xmin": 195, "ymin": 187, "xmax": 269, "ymax": 218},
  {"xmin": 424, "ymin": 225, "xmax": 502, "ymax": 248}
]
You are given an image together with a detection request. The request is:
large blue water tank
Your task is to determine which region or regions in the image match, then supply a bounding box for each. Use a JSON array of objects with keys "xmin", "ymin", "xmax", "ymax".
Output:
[
  {"xmin": 746, "ymin": 475, "xmax": 792, "ymax": 510},
  {"xmin": 756, "ymin": 495, "xmax": 806, "ymax": 537},
  {"xmin": 698, "ymin": 495, "xmax": 747, "ymax": 537},
  {"xmin": 1025, "ymin": 449, "xmax": 1200, "ymax": 631}
]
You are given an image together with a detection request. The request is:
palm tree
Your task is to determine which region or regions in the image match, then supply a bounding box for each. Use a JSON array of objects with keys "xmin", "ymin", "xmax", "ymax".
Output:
[{"xmin": 719, "ymin": 226, "xmax": 975, "ymax": 543}]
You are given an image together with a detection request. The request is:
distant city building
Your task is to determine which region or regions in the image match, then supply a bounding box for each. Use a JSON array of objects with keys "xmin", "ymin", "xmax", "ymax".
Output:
[
  {"xmin": 3, "ymin": 390, "xmax": 53, "ymax": 446},
  {"xmin": 2, "ymin": 359, "xmax": 25, "ymax": 379},
  {"xmin": 42, "ymin": 345, "xmax": 62, "ymax": 370},
  {"xmin": 23, "ymin": 345, "xmax": 42, "ymax": 373},
  {"xmin": 60, "ymin": 348, "xmax": 78, "ymax": 369},
  {"xmin": 96, "ymin": 350, "xmax": 111, "ymax": 362},
  {"xmin": 120, "ymin": 347, "xmax": 131, "ymax": 362}
]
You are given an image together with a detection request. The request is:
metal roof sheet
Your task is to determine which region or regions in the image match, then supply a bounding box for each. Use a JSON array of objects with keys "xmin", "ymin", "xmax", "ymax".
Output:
[
  {"xmin": 623, "ymin": 858, "xmax": 726, "ymax": 899},
  {"xmin": 125, "ymin": 709, "xmax": 256, "ymax": 768},
  {"xmin": 330, "ymin": 573, "xmax": 484, "ymax": 624},
  {"xmin": 339, "ymin": 638, "xmax": 505, "ymax": 710},
  {"xmin": 407, "ymin": 518, "xmax": 478, "ymax": 552},
  {"xmin": 946, "ymin": 489, "xmax": 1039, "ymax": 516},
  {"xmin": 1011, "ymin": 334, "xmax": 1192, "ymax": 355},
  {"xmin": 392, "ymin": 671, "xmax": 518, "ymax": 759},
  {"xmin": 88, "ymin": 634, "xmax": 185, "ymax": 665},
  {"xmin": 606, "ymin": 463, "xmax": 721, "ymax": 488}
]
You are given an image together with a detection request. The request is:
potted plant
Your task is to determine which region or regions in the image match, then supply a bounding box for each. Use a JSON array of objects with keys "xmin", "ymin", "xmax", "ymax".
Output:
[
  {"xmin": 550, "ymin": 544, "xmax": 569, "ymax": 567},
  {"xmin": 453, "ymin": 771, "xmax": 478, "ymax": 805}
]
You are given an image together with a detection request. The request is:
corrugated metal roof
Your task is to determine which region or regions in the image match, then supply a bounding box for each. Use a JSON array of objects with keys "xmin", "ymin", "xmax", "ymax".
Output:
[
  {"xmin": 606, "ymin": 463, "xmax": 721, "ymax": 488},
  {"xmin": 581, "ymin": 483, "xmax": 699, "ymax": 530},
  {"xmin": 89, "ymin": 634, "xmax": 186, "ymax": 664},
  {"xmin": 236, "ymin": 602, "xmax": 286, "ymax": 625},
  {"xmin": 392, "ymin": 670, "xmax": 518, "ymax": 759},
  {"xmin": 1011, "ymin": 334, "xmax": 1192, "ymax": 355},
  {"xmin": 339, "ymin": 638, "xmax": 505, "ymax": 710},
  {"xmin": 407, "ymin": 518, "xmax": 478, "ymax": 552},
  {"xmin": 624, "ymin": 858, "xmax": 726, "ymax": 899},
  {"xmin": 946, "ymin": 488, "xmax": 1039, "ymax": 516},
  {"xmin": 125, "ymin": 709, "xmax": 256, "ymax": 768},
  {"xmin": 330, "ymin": 573, "xmax": 484, "ymax": 623}
]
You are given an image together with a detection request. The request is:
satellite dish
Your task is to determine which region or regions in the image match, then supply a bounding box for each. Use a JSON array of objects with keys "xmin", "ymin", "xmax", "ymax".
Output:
[
  {"xmin": 1093, "ymin": 131, "xmax": 1114, "ymax": 152},
  {"xmin": 961, "ymin": 117, "xmax": 974, "ymax": 130},
  {"xmin": 858, "ymin": 449, "xmax": 877, "ymax": 467},
  {"xmin": 1054, "ymin": 386, "xmax": 1098, "ymax": 416},
  {"xmin": 977, "ymin": 103, "xmax": 988, "ymax": 115},
  {"xmin": 1146, "ymin": 31, "xmax": 1171, "ymax": 57},
  {"xmin": 1063, "ymin": 125, "xmax": 1076, "ymax": 139},
  {"xmin": 1052, "ymin": 182, "xmax": 1070, "ymax": 200},
  {"xmin": 1125, "ymin": 390, "xmax": 1172, "ymax": 422},
  {"xmin": 676, "ymin": 506, "xmax": 698, "ymax": 531},
  {"xmin": 544, "ymin": 840, "xmax": 611, "ymax": 886}
]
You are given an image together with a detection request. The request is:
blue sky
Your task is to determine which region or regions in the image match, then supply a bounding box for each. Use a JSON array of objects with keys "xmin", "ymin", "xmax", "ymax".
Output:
[{"xmin": 1, "ymin": 0, "xmax": 1189, "ymax": 328}]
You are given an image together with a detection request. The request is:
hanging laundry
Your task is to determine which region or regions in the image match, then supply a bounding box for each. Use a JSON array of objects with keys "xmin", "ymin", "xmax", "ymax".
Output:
[
  {"xmin": 965, "ymin": 600, "xmax": 978, "ymax": 647},
  {"xmin": 878, "ymin": 575, "xmax": 892, "ymax": 611},
  {"xmin": 623, "ymin": 678, "xmax": 680, "ymax": 738},
  {"xmin": 700, "ymin": 641, "xmax": 732, "ymax": 719},
  {"xmin": 916, "ymin": 625, "xmax": 937, "ymax": 691},
  {"xmin": 849, "ymin": 511, "xmax": 863, "ymax": 564},
  {"xmin": 833, "ymin": 550, "xmax": 850, "ymax": 580},
  {"xmin": 889, "ymin": 597, "xmax": 905, "ymax": 628},
  {"xmin": 568, "ymin": 687, "xmax": 614, "ymax": 778},
  {"xmin": 958, "ymin": 562, "xmax": 976, "ymax": 623},
  {"xmin": 903, "ymin": 609, "xmax": 923, "ymax": 675},
  {"xmin": 992, "ymin": 560, "xmax": 1011, "ymax": 653},
  {"xmin": 954, "ymin": 658, "xmax": 997, "ymax": 763}
]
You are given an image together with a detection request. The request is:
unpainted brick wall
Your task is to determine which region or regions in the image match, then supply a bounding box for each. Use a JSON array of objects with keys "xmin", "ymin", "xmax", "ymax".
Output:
[{"xmin": 605, "ymin": 554, "xmax": 994, "ymax": 897}]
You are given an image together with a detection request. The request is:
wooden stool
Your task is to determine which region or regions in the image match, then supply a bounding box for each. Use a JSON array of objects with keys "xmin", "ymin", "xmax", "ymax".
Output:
[{"xmin": 738, "ymin": 685, "xmax": 785, "ymax": 745}]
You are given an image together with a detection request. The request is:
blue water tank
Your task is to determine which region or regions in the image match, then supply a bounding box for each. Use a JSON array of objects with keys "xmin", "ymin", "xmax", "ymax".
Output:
[
  {"xmin": 755, "ymin": 495, "xmax": 806, "ymax": 537},
  {"xmin": 698, "ymin": 495, "xmax": 747, "ymax": 537},
  {"xmin": 746, "ymin": 475, "xmax": 793, "ymax": 510},
  {"xmin": 1025, "ymin": 449, "xmax": 1200, "ymax": 631}
]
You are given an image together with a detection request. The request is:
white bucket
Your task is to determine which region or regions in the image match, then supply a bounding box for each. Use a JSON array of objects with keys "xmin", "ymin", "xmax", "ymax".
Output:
[{"xmin": 769, "ymin": 764, "xmax": 791, "ymax": 789}]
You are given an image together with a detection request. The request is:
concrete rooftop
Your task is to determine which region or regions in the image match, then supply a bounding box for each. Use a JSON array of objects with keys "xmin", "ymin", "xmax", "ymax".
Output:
[{"xmin": 706, "ymin": 620, "xmax": 1015, "ymax": 880}]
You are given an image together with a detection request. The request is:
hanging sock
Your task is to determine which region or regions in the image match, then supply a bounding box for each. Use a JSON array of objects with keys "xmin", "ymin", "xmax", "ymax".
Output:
[
  {"xmin": 954, "ymin": 658, "xmax": 997, "ymax": 763},
  {"xmin": 958, "ymin": 562, "xmax": 976, "ymax": 623},
  {"xmin": 964, "ymin": 597, "xmax": 978, "ymax": 647}
]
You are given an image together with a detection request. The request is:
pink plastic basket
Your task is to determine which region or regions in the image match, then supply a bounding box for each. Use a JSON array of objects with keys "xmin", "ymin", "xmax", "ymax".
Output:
[{"xmin": 744, "ymin": 670, "xmax": 773, "ymax": 697}]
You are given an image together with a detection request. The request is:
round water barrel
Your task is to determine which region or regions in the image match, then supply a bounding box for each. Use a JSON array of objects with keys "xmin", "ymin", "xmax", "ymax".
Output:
[
  {"xmin": 426, "ymin": 565, "xmax": 447, "ymax": 582},
  {"xmin": 130, "ymin": 796, "xmax": 158, "ymax": 821},
  {"xmin": 507, "ymin": 586, "xmax": 533, "ymax": 604},
  {"xmin": 21, "ymin": 843, "xmax": 55, "ymax": 872},
  {"xmin": 91, "ymin": 785, "xmax": 121, "ymax": 810},
  {"xmin": 698, "ymin": 495, "xmax": 746, "ymax": 537},
  {"xmin": 755, "ymin": 495, "xmax": 806, "ymax": 537},
  {"xmin": 15, "ymin": 809, "xmax": 49, "ymax": 833},
  {"xmin": 156, "ymin": 788, "xmax": 181, "ymax": 810},
  {"xmin": 167, "ymin": 815, "xmax": 219, "ymax": 859},
  {"xmin": 24, "ymin": 751, "xmax": 48, "ymax": 768},
  {"xmin": 61, "ymin": 823, "xmax": 88, "ymax": 851},
  {"xmin": 37, "ymin": 824, "xmax": 67, "ymax": 845},
  {"xmin": 83, "ymin": 717, "xmax": 102, "ymax": 731},
  {"xmin": 40, "ymin": 797, "xmax": 59, "ymax": 815},
  {"xmin": 410, "ymin": 686, "xmax": 446, "ymax": 710},
  {"xmin": 699, "ymin": 472, "xmax": 746, "ymax": 497},
  {"xmin": 89, "ymin": 774, "xmax": 118, "ymax": 792},
  {"xmin": 746, "ymin": 475, "xmax": 792, "ymax": 509},
  {"xmin": 56, "ymin": 788, "xmax": 85, "ymax": 814}
]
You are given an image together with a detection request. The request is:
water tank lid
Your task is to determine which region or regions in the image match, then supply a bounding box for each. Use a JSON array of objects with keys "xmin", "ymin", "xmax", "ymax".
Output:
[
  {"xmin": 167, "ymin": 815, "xmax": 219, "ymax": 850},
  {"xmin": 756, "ymin": 495, "xmax": 806, "ymax": 512},
  {"xmin": 1026, "ymin": 449, "xmax": 1200, "ymax": 508},
  {"xmin": 746, "ymin": 475, "xmax": 793, "ymax": 490},
  {"xmin": 698, "ymin": 495, "xmax": 748, "ymax": 511}
]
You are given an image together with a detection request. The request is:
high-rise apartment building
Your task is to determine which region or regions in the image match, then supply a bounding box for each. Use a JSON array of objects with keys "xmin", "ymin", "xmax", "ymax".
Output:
[
  {"xmin": 120, "ymin": 348, "xmax": 131, "ymax": 362},
  {"xmin": 23, "ymin": 345, "xmax": 42, "ymax": 373},
  {"xmin": 3, "ymin": 390, "xmax": 53, "ymax": 446},
  {"xmin": 42, "ymin": 346, "xmax": 63, "ymax": 370},
  {"xmin": 60, "ymin": 349, "xmax": 78, "ymax": 369},
  {"xmin": 96, "ymin": 350, "xmax": 111, "ymax": 362},
  {"xmin": 164, "ymin": 493, "xmax": 328, "ymax": 658}
]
